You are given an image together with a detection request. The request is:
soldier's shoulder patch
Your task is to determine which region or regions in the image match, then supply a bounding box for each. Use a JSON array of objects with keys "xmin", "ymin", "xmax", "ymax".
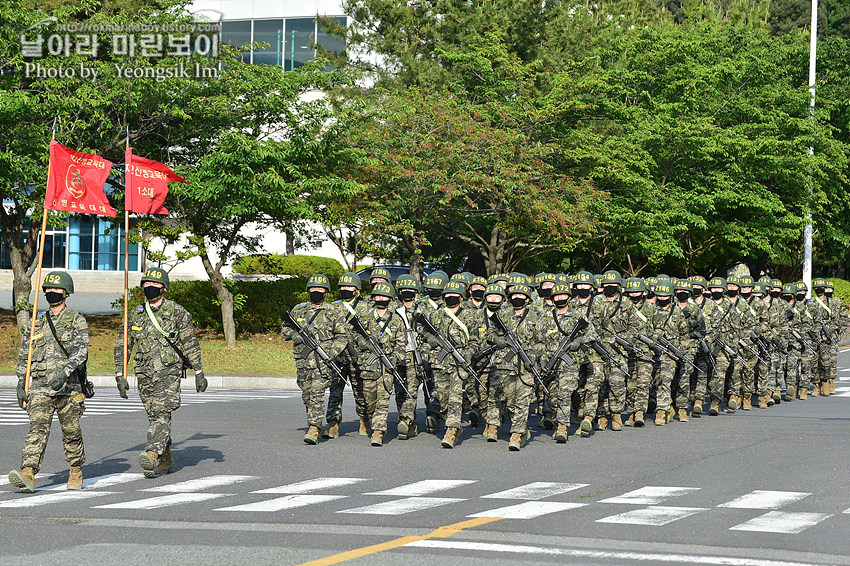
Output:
[
  {"xmin": 136, "ymin": 305, "xmax": 145, "ymax": 311},
  {"xmin": 131, "ymin": 325, "xmax": 144, "ymax": 331},
  {"xmin": 334, "ymin": 300, "xmax": 341, "ymax": 304},
  {"xmin": 37, "ymin": 311, "xmax": 45, "ymax": 317}
]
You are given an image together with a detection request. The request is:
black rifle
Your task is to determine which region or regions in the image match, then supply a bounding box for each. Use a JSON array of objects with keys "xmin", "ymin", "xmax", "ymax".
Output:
[
  {"xmin": 657, "ymin": 336, "xmax": 699, "ymax": 371},
  {"xmin": 349, "ymin": 315, "xmax": 411, "ymax": 397},
  {"xmin": 738, "ymin": 337, "xmax": 770, "ymax": 366},
  {"xmin": 396, "ymin": 307, "xmax": 433, "ymax": 398},
  {"xmin": 414, "ymin": 313, "xmax": 485, "ymax": 388},
  {"xmin": 589, "ymin": 340, "xmax": 628, "ymax": 373},
  {"xmin": 821, "ymin": 322, "xmax": 838, "ymax": 347},
  {"xmin": 637, "ymin": 333, "xmax": 696, "ymax": 371},
  {"xmin": 698, "ymin": 339, "xmax": 717, "ymax": 374},
  {"xmin": 544, "ymin": 317, "xmax": 589, "ymax": 373},
  {"xmin": 613, "ymin": 335, "xmax": 656, "ymax": 364},
  {"xmin": 790, "ymin": 328, "xmax": 815, "ymax": 352},
  {"xmin": 715, "ymin": 337, "xmax": 754, "ymax": 373},
  {"xmin": 490, "ymin": 312, "xmax": 549, "ymax": 394},
  {"xmin": 282, "ymin": 310, "xmax": 346, "ymax": 381},
  {"xmin": 471, "ymin": 344, "xmax": 498, "ymax": 372},
  {"xmin": 749, "ymin": 331, "xmax": 772, "ymax": 356}
]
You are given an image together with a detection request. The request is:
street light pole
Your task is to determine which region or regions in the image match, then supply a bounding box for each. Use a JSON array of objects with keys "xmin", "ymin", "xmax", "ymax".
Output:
[{"xmin": 803, "ymin": 0, "xmax": 818, "ymax": 296}]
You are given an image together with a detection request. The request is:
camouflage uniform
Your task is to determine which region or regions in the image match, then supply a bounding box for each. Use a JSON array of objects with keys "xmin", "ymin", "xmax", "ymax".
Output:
[
  {"xmin": 595, "ymin": 290, "xmax": 640, "ymax": 424},
  {"xmin": 626, "ymin": 298, "xmax": 654, "ymax": 421},
  {"xmin": 729, "ymin": 295, "xmax": 760, "ymax": 407},
  {"xmin": 792, "ymin": 285, "xmax": 815, "ymax": 397},
  {"xmin": 396, "ymin": 297, "xmax": 435, "ymax": 434},
  {"xmin": 702, "ymin": 290, "xmax": 738, "ymax": 413},
  {"xmin": 672, "ymin": 294, "xmax": 705, "ymax": 416},
  {"xmin": 571, "ymin": 290, "xmax": 605, "ymax": 432},
  {"xmin": 334, "ymin": 296, "xmax": 371, "ymax": 428},
  {"xmin": 810, "ymin": 291, "xmax": 839, "ymax": 394},
  {"xmin": 762, "ymin": 294, "xmax": 789, "ymax": 401},
  {"xmin": 115, "ymin": 298, "xmax": 203, "ymax": 455},
  {"xmin": 745, "ymin": 294, "xmax": 771, "ymax": 402},
  {"xmin": 646, "ymin": 288, "xmax": 691, "ymax": 422},
  {"xmin": 16, "ymin": 306, "xmax": 88, "ymax": 474}
]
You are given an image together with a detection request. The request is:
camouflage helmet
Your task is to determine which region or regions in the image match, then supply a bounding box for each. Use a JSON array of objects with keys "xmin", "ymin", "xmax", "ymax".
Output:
[
  {"xmin": 550, "ymin": 283, "xmax": 572, "ymax": 297},
  {"xmin": 781, "ymin": 283, "xmax": 796, "ymax": 295},
  {"xmin": 771, "ymin": 278, "xmax": 782, "ymax": 290},
  {"xmin": 757, "ymin": 275, "xmax": 772, "ymax": 284},
  {"xmin": 371, "ymin": 282, "xmax": 396, "ymax": 299},
  {"xmin": 593, "ymin": 274, "xmax": 603, "ymax": 289},
  {"xmin": 812, "ymin": 277, "xmax": 828, "ymax": 290},
  {"xmin": 42, "ymin": 270, "xmax": 74, "ymax": 294},
  {"xmin": 395, "ymin": 274, "xmax": 421, "ymax": 292},
  {"xmin": 726, "ymin": 276, "xmax": 740, "ymax": 288},
  {"xmin": 338, "ymin": 272, "xmax": 362, "ymax": 290},
  {"xmin": 573, "ymin": 271, "xmax": 594, "ymax": 286},
  {"xmin": 653, "ymin": 281, "xmax": 674, "ymax": 297},
  {"xmin": 141, "ymin": 267, "xmax": 169, "ymax": 288},
  {"xmin": 442, "ymin": 279, "xmax": 467, "ymax": 299},
  {"xmin": 507, "ymin": 272, "xmax": 527, "ymax": 288},
  {"xmin": 675, "ymin": 278, "xmax": 692, "ymax": 292},
  {"xmin": 510, "ymin": 284, "xmax": 532, "ymax": 298},
  {"xmin": 794, "ymin": 280, "xmax": 808, "ymax": 292},
  {"xmin": 738, "ymin": 275, "xmax": 754, "ymax": 287},
  {"xmin": 488, "ymin": 274, "xmax": 508, "ymax": 285},
  {"xmin": 555, "ymin": 273, "xmax": 569, "ymax": 284},
  {"xmin": 306, "ymin": 273, "xmax": 331, "ymax": 291},
  {"xmin": 688, "ymin": 275, "xmax": 708, "ymax": 289},
  {"xmin": 601, "ymin": 270, "xmax": 624, "ymax": 287},
  {"xmin": 707, "ymin": 277, "xmax": 727, "ymax": 291},
  {"xmin": 450, "ymin": 272, "xmax": 470, "ymax": 287},
  {"xmin": 825, "ymin": 279, "xmax": 835, "ymax": 290},
  {"xmin": 470, "ymin": 275, "xmax": 488, "ymax": 289},
  {"xmin": 752, "ymin": 282, "xmax": 767, "ymax": 295},
  {"xmin": 539, "ymin": 273, "xmax": 558, "ymax": 286},
  {"xmin": 533, "ymin": 272, "xmax": 547, "ymax": 288},
  {"xmin": 484, "ymin": 283, "xmax": 506, "ymax": 301},
  {"xmin": 423, "ymin": 271, "xmax": 448, "ymax": 290},
  {"xmin": 624, "ymin": 277, "xmax": 646, "ymax": 293},
  {"xmin": 645, "ymin": 276, "xmax": 659, "ymax": 289},
  {"xmin": 368, "ymin": 267, "xmax": 391, "ymax": 282}
]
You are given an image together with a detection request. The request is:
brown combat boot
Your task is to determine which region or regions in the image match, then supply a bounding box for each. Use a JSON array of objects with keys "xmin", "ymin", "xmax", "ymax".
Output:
[
  {"xmin": 139, "ymin": 450, "xmax": 159, "ymax": 478},
  {"xmin": 634, "ymin": 411, "xmax": 645, "ymax": 427},
  {"xmin": 654, "ymin": 409, "xmax": 667, "ymax": 426},
  {"xmin": 624, "ymin": 413, "xmax": 635, "ymax": 427},
  {"xmin": 828, "ymin": 379, "xmax": 836, "ymax": 395},
  {"xmin": 665, "ymin": 406, "xmax": 675, "ymax": 422},
  {"xmin": 783, "ymin": 386, "xmax": 795, "ymax": 401},
  {"xmin": 611, "ymin": 413, "xmax": 623, "ymax": 431},
  {"xmin": 155, "ymin": 446, "xmax": 173, "ymax": 473},
  {"xmin": 303, "ymin": 425, "xmax": 322, "ymax": 445},
  {"xmin": 726, "ymin": 395, "xmax": 739, "ymax": 412},
  {"xmin": 709, "ymin": 401, "xmax": 720, "ymax": 416},
  {"xmin": 742, "ymin": 396, "xmax": 753, "ymax": 410},
  {"xmin": 691, "ymin": 402, "xmax": 702, "ymax": 418},
  {"xmin": 772, "ymin": 390, "xmax": 781, "ymax": 404},
  {"xmin": 677, "ymin": 408, "xmax": 689, "ymax": 422},
  {"xmin": 508, "ymin": 430, "xmax": 530, "ymax": 451},
  {"xmin": 596, "ymin": 416, "xmax": 608, "ymax": 430},
  {"xmin": 757, "ymin": 395, "xmax": 768, "ymax": 409},
  {"xmin": 580, "ymin": 416, "xmax": 593, "ymax": 437},
  {"xmin": 554, "ymin": 424, "xmax": 568, "ymax": 443},
  {"xmin": 441, "ymin": 427, "xmax": 460, "ymax": 449},
  {"xmin": 483, "ymin": 424, "xmax": 497, "ymax": 442},
  {"xmin": 359, "ymin": 418, "xmax": 370, "ymax": 436},
  {"xmin": 799, "ymin": 387, "xmax": 808, "ymax": 400},
  {"xmin": 9, "ymin": 467, "xmax": 35, "ymax": 493},
  {"xmin": 324, "ymin": 421, "xmax": 340, "ymax": 439},
  {"xmin": 812, "ymin": 382, "xmax": 821, "ymax": 396},
  {"xmin": 67, "ymin": 466, "xmax": 83, "ymax": 490},
  {"xmin": 370, "ymin": 430, "xmax": 384, "ymax": 447}
]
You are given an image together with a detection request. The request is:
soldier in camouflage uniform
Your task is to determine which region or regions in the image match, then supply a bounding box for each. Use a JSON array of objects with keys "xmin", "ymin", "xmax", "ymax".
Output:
[
  {"xmin": 792, "ymin": 281, "xmax": 814, "ymax": 399},
  {"xmin": 468, "ymin": 275, "xmax": 488, "ymax": 310},
  {"xmin": 763, "ymin": 279, "xmax": 791, "ymax": 404},
  {"xmin": 735, "ymin": 276, "xmax": 764, "ymax": 410},
  {"xmin": 476, "ymin": 284, "xmax": 507, "ymax": 441},
  {"xmin": 332, "ymin": 272, "xmax": 370, "ymax": 437},
  {"xmin": 571, "ymin": 271, "xmax": 604, "ymax": 437},
  {"xmin": 823, "ymin": 280, "xmax": 848, "ymax": 394},
  {"xmin": 421, "ymin": 271, "xmax": 448, "ymax": 433},
  {"xmin": 810, "ymin": 278, "xmax": 840, "ymax": 396},
  {"xmin": 780, "ymin": 283, "xmax": 803, "ymax": 401},
  {"xmin": 422, "ymin": 280, "xmax": 483, "ymax": 448},
  {"xmin": 671, "ymin": 279, "xmax": 705, "ymax": 421},
  {"xmin": 485, "ymin": 283, "xmax": 539, "ymax": 450},
  {"xmin": 646, "ymin": 282, "xmax": 690, "ymax": 425},
  {"xmin": 281, "ymin": 274, "xmax": 348, "ymax": 445},
  {"xmin": 114, "ymin": 267, "xmax": 205, "ymax": 477},
  {"xmin": 9, "ymin": 271, "xmax": 88, "ymax": 493},
  {"xmin": 537, "ymin": 283, "xmax": 596, "ymax": 442},
  {"xmin": 396, "ymin": 275, "xmax": 434, "ymax": 440},
  {"xmin": 700, "ymin": 277, "xmax": 737, "ymax": 416},
  {"xmin": 352, "ymin": 283, "xmax": 407, "ymax": 447},
  {"xmin": 750, "ymin": 282, "xmax": 779, "ymax": 407},
  {"xmin": 623, "ymin": 278, "xmax": 653, "ymax": 426}
]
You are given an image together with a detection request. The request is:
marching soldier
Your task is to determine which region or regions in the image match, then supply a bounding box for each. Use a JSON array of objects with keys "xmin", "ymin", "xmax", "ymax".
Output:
[
  {"xmin": 477, "ymin": 284, "xmax": 507, "ymax": 441},
  {"xmin": 571, "ymin": 271, "xmax": 604, "ymax": 437},
  {"xmin": 672, "ymin": 279, "xmax": 705, "ymax": 421},
  {"xmin": 646, "ymin": 281, "xmax": 690, "ymax": 425},
  {"xmin": 9, "ymin": 271, "xmax": 88, "ymax": 492},
  {"xmin": 115, "ymin": 267, "xmax": 205, "ymax": 477},
  {"xmin": 623, "ymin": 278, "xmax": 653, "ymax": 426},
  {"xmin": 332, "ymin": 272, "xmax": 370, "ymax": 437},
  {"xmin": 702, "ymin": 277, "xmax": 737, "ymax": 415},
  {"xmin": 422, "ymin": 270, "xmax": 448, "ymax": 433},
  {"xmin": 395, "ymin": 274, "xmax": 434, "ymax": 439},
  {"xmin": 810, "ymin": 278, "xmax": 840, "ymax": 396},
  {"xmin": 793, "ymin": 281, "xmax": 815, "ymax": 399}
]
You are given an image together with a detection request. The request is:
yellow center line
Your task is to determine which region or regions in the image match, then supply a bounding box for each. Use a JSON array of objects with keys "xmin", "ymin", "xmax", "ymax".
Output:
[{"xmin": 295, "ymin": 516, "xmax": 504, "ymax": 566}]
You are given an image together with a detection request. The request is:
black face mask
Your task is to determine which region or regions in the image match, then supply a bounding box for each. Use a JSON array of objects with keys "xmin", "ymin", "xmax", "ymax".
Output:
[
  {"xmin": 400, "ymin": 290, "xmax": 417, "ymax": 302},
  {"xmin": 510, "ymin": 297, "xmax": 527, "ymax": 309},
  {"xmin": 374, "ymin": 299, "xmax": 391, "ymax": 310},
  {"xmin": 574, "ymin": 288, "xmax": 591, "ymax": 299},
  {"xmin": 538, "ymin": 288, "xmax": 552, "ymax": 299},
  {"xmin": 309, "ymin": 290, "xmax": 326, "ymax": 304},
  {"xmin": 740, "ymin": 291, "xmax": 752, "ymax": 299},
  {"xmin": 646, "ymin": 290, "xmax": 655, "ymax": 299},
  {"xmin": 710, "ymin": 291, "xmax": 725, "ymax": 300},
  {"xmin": 45, "ymin": 291, "xmax": 64, "ymax": 306},
  {"xmin": 769, "ymin": 291, "xmax": 781, "ymax": 299},
  {"xmin": 825, "ymin": 291, "xmax": 834, "ymax": 298},
  {"xmin": 628, "ymin": 295, "xmax": 643, "ymax": 304},
  {"xmin": 656, "ymin": 298, "xmax": 671, "ymax": 308},
  {"xmin": 553, "ymin": 298, "xmax": 570, "ymax": 308},
  {"xmin": 781, "ymin": 295, "xmax": 793, "ymax": 303},
  {"xmin": 443, "ymin": 295, "xmax": 462, "ymax": 308},
  {"xmin": 486, "ymin": 301, "xmax": 502, "ymax": 312},
  {"xmin": 813, "ymin": 288, "xmax": 825, "ymax": 297},
  {"xmin": 471, "ymin": 289, "xmax": 485, "ymax": 301},
  {"xmin": 144, "ymin": 286, "xmax": 163, "ymax": 301},
  {"xmin": 339, "ymin": 289, "xmax": 356, "ymax": 300},
  {"xmin": 726, "ymin": 289, "xmax": 738, "ymax": 298},
  {"xmin": 796, "ymin": 293, "xmax": 807, "ymax": 302},
  {"xmin": 602, "ymin": 286, "xmax": 619, "ymax": 298},
  {"xmin": 675, "ymin": 292, "xmax": 690, "ymax": 303},
  {"xmin": 427, "ymin": 289, "xmax": 443, "ymax": 300},
  {"xmin": 692, "ymin": 289, "xmax": 703, "ymax": 298}
]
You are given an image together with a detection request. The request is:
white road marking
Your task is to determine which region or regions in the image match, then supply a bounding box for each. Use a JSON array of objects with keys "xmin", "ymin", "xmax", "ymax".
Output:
[
  {"xmin": 365, "ymin": 479, "xmax": 477, "ymax": 496},
  {"xmin": 481, "ymin": 482, "xmax": 588, "ymax": 500},
  {"xmin": 141, "ymin": 475, "xmax": 256, "ymax": 493},
  {"xmin": 216, "ymin": 494, "xmax": 347, "ymax": 512},
  {"xmin": 718, "ymin": 490, "xmax": 810, "ymax": 509},
  {"xmin": 600, "ymin": 486, "xmax": 701, "ymax": 505},
  {"xmin": 94, "ymin": 493, "xmax": 231, "ymax": 509},
  {"xmin": 337, "ymin": 497, "xmax": 465, "ymax": 515},
  {"xmin": 469, "ymin": 501, "xmax": 587, "ymax": 519},
  {"xmin": 406, "ymin": 540, "xmax": 830, "ymax": 566},
  {"xmin": 0, "ymin": 490, "xmax": 115, "ymax": 508},
  {"xmin": 596, "ymin": 506, "xmax": 707, "ymax": 526},
  {"xmin": 730, "ymin": 511, "xmax": 832, "ymax": 534},
  {"xmin": 0, "ymin": 473, "xmax": 49, "ymax": 487},
  {"xmin": 253, "ymin": 477, "xmax": 368, "ymax": 494},
  {"xmin": 39, "ymin": 472, "xmax": 146, "ymax": 491}
]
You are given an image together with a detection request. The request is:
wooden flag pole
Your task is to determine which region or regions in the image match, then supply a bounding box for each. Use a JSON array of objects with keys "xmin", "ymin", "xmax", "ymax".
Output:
[{"xmin": 123, "ymin": 133, "xmax": 130, "ymax": 381}]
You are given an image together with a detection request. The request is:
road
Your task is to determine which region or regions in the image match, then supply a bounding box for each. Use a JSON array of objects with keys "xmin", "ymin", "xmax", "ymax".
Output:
[{"xmin": 1, "ymin": 352, "xmax": 849, "ymax": 566}]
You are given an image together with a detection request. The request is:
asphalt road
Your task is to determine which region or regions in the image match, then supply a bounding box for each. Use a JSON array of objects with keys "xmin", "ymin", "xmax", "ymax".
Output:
[
  {"xmin": 1, "ymin": 353, "xmax": 849, "ymax": 566},
  {"xmin": 1, "ymin": 292, "xmax": 122, "ymax": 315}
]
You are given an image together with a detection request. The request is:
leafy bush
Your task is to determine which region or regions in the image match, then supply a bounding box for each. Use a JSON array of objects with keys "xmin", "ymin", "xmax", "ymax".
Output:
[
  {"xmin": 820, "ymin": 276, "xmax": 850, "ymax": 307},
  {"xmin": 233, "ymin": 254, "xmax": 344, "ymax": 279}
]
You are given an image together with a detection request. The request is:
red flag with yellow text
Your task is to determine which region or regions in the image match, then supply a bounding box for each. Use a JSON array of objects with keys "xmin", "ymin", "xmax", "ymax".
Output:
[
  {"xmin": 44, "ymin": 140, "xmax": 116, "ymax": 217},
  {"xmin": 125, "ymin": 147, "xmax": 187, "ymax": 215}
]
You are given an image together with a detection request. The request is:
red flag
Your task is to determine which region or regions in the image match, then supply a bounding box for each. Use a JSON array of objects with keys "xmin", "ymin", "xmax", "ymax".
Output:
[
  {"xmin": 125, "ymin": 147, "xmax": 187, "ymax": 215},
  {"xmin": 45, "ymin": 140, "xmax": 117, "ymax": 217}
]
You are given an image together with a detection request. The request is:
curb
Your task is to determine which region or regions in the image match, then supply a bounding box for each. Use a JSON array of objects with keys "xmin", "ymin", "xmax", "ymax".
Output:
[{"xmin": 0, "ymin": 375, "xmax": 299, "ymax": 390}]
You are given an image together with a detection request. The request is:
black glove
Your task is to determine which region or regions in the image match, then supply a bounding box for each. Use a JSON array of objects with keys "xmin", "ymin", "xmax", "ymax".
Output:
[
  {"xmin": 195, "ymin": 371, "xmax": 208, "ymax": 393},
  {"xmin": 16, "ymin": 381, "xmax": 27, "ymax": 409},
  {"xmin": 116, "ymin": 375, "xmax": 129, "ymax": 399},
  {"xmin": 48, "ymin": 369, "xmax": 68, "ymax": 391}
]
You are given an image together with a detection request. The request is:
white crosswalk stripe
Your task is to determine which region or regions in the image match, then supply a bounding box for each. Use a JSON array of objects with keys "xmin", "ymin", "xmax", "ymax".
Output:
[
  {"xmin": 365, "ymin": 479, "xmax": 476, "ymax": 496},
  {"xmin": 718, "ymin": 490, "xmax": 810, "ymax": 509},
  {"xmin": 216, "ymin": 494, "xmax": 347, "ymax": 512},
  {"xmin": 39, "ymin": 472, "xmax": 146, "ymax": 491},
  {"xmin": 600, "ymin": 486, "xmax": 701, "ymax": 505},
  {"xmin": 730, "ymin": 511, "xmax": 832, "ymax": 534},
  {"xmin": 470, "ymin": 501, "xmax": 587, "ymax": 519},
  {"xmin": 94, "ymin": 492, "xmax": 231, "ymax": 509},
  {"xmin": 338, "ymin": 496, "xmax": 466, "ymax": 515},
  {"xmin": 0, "ymin": 490, "xmax": 116, "ymax": 508},
  {"xmin": 141, "ymin": 475, "xmax": 256, "ymax": 493},
  {"xmin": 253, "ymin": 477, "xmax": 368, "ymax": 494},
  {"xmin": 596, "ymin": 506, "xmax": 708, "ymax": 526},
  {"xmin": 481, "ymin": 482, "xmax": 588, "ymax": 500}
]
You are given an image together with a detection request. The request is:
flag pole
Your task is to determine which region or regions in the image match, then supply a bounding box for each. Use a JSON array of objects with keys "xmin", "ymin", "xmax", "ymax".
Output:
[
  {"xmin": 23, "ymin": 118, "xmax": 58, "ymax": 408},
  {"xmin": 123, "ymin": 128, "xmax": 130, "ymax": 382}
]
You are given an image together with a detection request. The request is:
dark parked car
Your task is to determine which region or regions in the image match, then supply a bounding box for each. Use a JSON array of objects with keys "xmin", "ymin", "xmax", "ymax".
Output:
[{"xmin": 356, "ymin": 264, "xmax": 435, "ymax": 283}]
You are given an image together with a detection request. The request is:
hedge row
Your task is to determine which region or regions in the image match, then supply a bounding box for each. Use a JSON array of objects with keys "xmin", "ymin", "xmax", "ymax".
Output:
[{"xmin": 232, "ymin": 254, "xmax": 345, "ymax": 279}]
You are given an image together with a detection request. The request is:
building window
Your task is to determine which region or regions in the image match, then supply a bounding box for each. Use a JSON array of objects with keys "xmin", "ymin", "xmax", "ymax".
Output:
[
  {"xmin": 220, "ymin": 19, "xmax": 252, "ymax": 62},
  {"xmin": 68, "ymin": 217, "xmax": 139, "ymax": 271},
  {"xmin": 253, "ymin": 19, "xmax": 284, "ymax": 66}
]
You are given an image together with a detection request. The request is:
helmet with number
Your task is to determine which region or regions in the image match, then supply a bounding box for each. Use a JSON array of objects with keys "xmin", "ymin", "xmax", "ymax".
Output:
[
  {"xmin": 507, "ymin": 272, "xmax": 527, "ymax": 288},
  {"xmin": 738, "ymin": 275, "xmax": 754, "ymax": 287},
  {"xmin": 450, "ymin": 272, "xmax": 470, "ymax": 288},
  {"xmin": 825, "ymin": 279, "xmax": 835, "ymax": 290},
  {"xmin": 601, "ymin": 270, "xmax": 624, "ymax": 287},
  {"xmin": 781, "ymin": 283, "xmax": 796, "ymax": 296},
  {"xmin": 689, "ymin": 275, "xmax": 708, "ymax": 289},
  {"xmin": 757, "ymin": 275, "xmax": 772, "ymax": 284},
  {"xmin": 306, "ymin": 273, "xmax": 331, "ymax": 292},
  {"xmin": 771, "ymin": 278, "xmax": 782, "ymax": 290},
  {"xmin": 442, "ymin": 279, "xmax": 467, "ymax": 299},
  {"xmin": 470, "ymin": 275, "xmax": 488, "ymax": 289},
  {"xmin": 812, "ymin": 277, "xmax": 828, "ymax": 290},
  {"xmin": 510, "ymin": 284, "xmax": 532, "ymax": 298},
  {"xmin": 488, "ymin": 274, "xmax": 508, "ymax": 285},
  {"xmin": 675, "ymin": 278, "xmax": 692, "ymax": 292},
  {"xmin": 653, "ymin": 281, "xmax": 674, "ymax": 297},
  {"xmin": 707, "ymin": 277, "xmax": 727, "ymax": 291},
  {"xmin": 369, "ymin": 267, "xmax": 391, "ymax": 283},
  {"xmin": 140, "ymin": 267, "xmax": 169, "ymax": 288},
  {"xmin": 395, "ymin": 274, "xmax": 421, "ymax": 292},
  {"xmin": 727, "ymin": 276, "xmax": 740, "ymax": 288},
  {"xmin": 338, "ymin": 272, "xmax": 362, "ymax": 290},
  {"xmin": 371, "ymin": 282, "xmax": 396, "ymax": 299},
  {"xmin": 794, "ymin": 280, "xmax": 808, "ymax": 293},
  {"xmin": 550, "ymin": 283, "xmax": 572, "ymax": 297},
  {"xmin": 423, "ymin": 271, "xmax": 448, "ymax": 290},
  {"xmin": 624, "ymin": 277, "xmax": 646, "ymax": 293},
  {"xmin": 573, "ymin": 271, "xmax": 594, "ymax": 286},
  {"xmin": 752, "ymin": 282, "xmax": 767, "ymax": 295},
  {"xmin": 533, "ymin": 272, "xmax": 548, "ymax": 288},
  {"xmin": 645, "ymin": 276, "xmax": 659, "ymax": 289},
  {"xmin": 556, "ymin": 273, "xmax": 569, "ymax": 284},
  {"xmin": 484, "ymin": 283, "xmax": 506, "ymax": 301},
  {"xmin": 42, "ymin": 271, "xmax": 74, "ymax": 294}
]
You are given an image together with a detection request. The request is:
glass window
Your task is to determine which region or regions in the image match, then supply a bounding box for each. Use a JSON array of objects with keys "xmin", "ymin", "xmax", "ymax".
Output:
[
  {"xmin": 68, "ymin": 216, "xmax": 138, "ymax": 271},
  {"xmin": 221, "ymin": 20, "xmax": 252, "ymax": 62},
  {"xmin": 253, "ymin": 19, "xmax": 284, "ymax": 66},
  {"xmin": 43, "ymin": 232, "xmax": 66, "ymax": 269},
  {"xmin": 284, "ymin": 18, "xmax": 315, "ymax": 71},
  {"xmin": 316, "ymin": 17, "xmax": 346, "ymax": 56}
]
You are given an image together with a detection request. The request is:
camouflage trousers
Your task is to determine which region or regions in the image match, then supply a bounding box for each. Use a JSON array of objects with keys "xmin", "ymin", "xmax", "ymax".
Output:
[
  {"xmin": 815, "ymin": 342, "xmax": 838, "ymax": 385},
  {"xmin": 434, "ymin": 364, "xmax": 466, "ymax": 429},
  {"xmin": 626, "ymin": 357, "xmax": 653, "ymax": 413},
  {"xmin": 799, "ymin": 346, "xmax": 814, "ymax": 389},
  {"xmin": 550, "ymin": 364, "xmax": 579, "ymax": 426},
  {"xmin": 731, "ymin": 350, "xmax": 757, "ymax": 399},
  {"xmin": 478, "ymin": 367, "xmax": 503, "ymax": 427},
  {"xmin": 398, "ymin": 360, "xmax": 441, "ymax": 424},
  {"xmin": 21, "ymin": 393, "xmax": 85, "ymax": 472},
  {"xmin": 296, "ymin": 367, "xmax": 331, "ymax": 429},
  {"xmin": 574, "ymin": 360, "xmax": 599, "ymax": 419},
  {"xmin": 363, "ymin": 370, "xmax": 394, "ymax": 432},
  {"xmin": 327, "ymin": 354, "xmax": 364, "ymax": 423},
  {"xmin": 769, "ymin": 350, "xmax": 787, "ymax": 393},
  {"xmin": 138, "ymin": 371, "xmax": 181, "ymax": 454},
  {"xmin": 671, "ymin": 356, "xmax": 693, "ymax": 409},
  {"xmin": 653, "ymin": 356, "xmax": 678, "ymax": 411},
  {"xmin": 691, "ymin": 351, "xmax": 726, "ymax": 406},
  {"xmin": 784, "ymin": 345, "xmax": 802, "ymax": 390},
  {"xmin": 590, "ymin": 352, "xmax": 627, "ymax": 417},
  {"xmin": 501, "ymin": 370, "xmax": 534, "ymax": 434}
]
